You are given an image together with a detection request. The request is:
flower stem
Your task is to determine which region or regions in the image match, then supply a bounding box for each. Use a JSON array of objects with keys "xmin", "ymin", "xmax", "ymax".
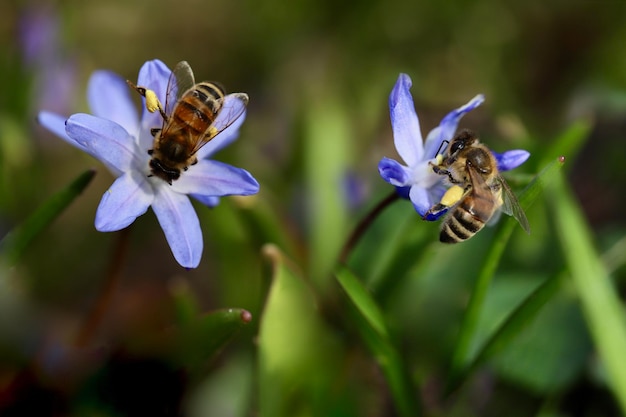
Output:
[
  {"xmin": 338, "ymin": 191, "xmax": 400, "ymax": 265},
  {"xmin": 74, "ymin": 226, "xmax": 131, "ymax": 347}
]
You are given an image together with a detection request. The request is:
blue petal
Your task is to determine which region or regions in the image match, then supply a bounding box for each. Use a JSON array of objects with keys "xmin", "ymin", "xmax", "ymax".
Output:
[
  {"xmin": 378, "ymin": 157, "xmax": 412, "ymax": 187},
  {"xmin": 173, "ymin": 159, "xmax": 260, "ymax": 197},
  {"xmin": 493, "ymin": 149, "xmax": 530, "ymax": 172},
  {"xmin": 423, "ymin": 94, "xmax": 485, "ymax": 159},
  {"xmin": 88, "ymin": 70, "xmax": 139, "ymax": 135},
  {"xmin": 394, "ymin": 186, "xmax": 411, "ymax": 199},
  {"xmin": 423, "ymin": 183, "xmax": 450, "ymax": 221},
  {"xmin": 389, "ymin": 74, "xmax": 423, "ymax": 166},
  {"xmin": 136, "ymin": 60, "xmax": 171, "ymax": 150},
  {"xmin": 191, "ymin": 194, "xmax": 221, "ymax": 207},
  {"xmin": 137, "ymin": 59, "xmax": 171, "ymax": 101},
  {"xmin": 409, "ymin": 185, "xmax": 434, "ymax": 217},
  {"xmin": 95, "ymin": 171, "xmax": 153, "ymax": 231},
  {"xmin": 38, "ymin": 111, "xmax": 86, "ymax": 151},
  {"xmin": 65, "ymin": 113, "xmax": 140, "ymax": 172},
  {"xmin": 152, "ymin": 186, "xmax": 203, "ymax": 269}
]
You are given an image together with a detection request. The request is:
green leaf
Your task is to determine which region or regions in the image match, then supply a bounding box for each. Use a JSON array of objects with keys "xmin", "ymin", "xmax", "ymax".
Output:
[
  {"xmin": 548, "ymin": 171, "xmax": 626, "ymax": 414},
  {"xmin": 336, "ymin": 266, "xmax": 389, "ymax": 339},
  {"xmin": 167, "ymin": 279, "xmax": 252, "ymax": 374},
  {"xmin": 448, "ymin": 156, "xmax": 565, "ymax": 387},
  {"xmin": 602, "ymin": 234, "xmax": 626, "ymax": 275},
  {"xmin": 116, "ymin": 291, "xmax": 251, "ymax": 380},
  {"xmin": 336, "ymin": 266, "xmax": 421, "ymax": 417},
  {"xmin": 169, "ymin": 277, "xmax": 202, "ymax": 326},
  {"xmin": 174, "ymin": 308, "xmax": 252, "ymax": 375},
  {"xmin": 304, "ymin": 98, "xmax": 351, "ymax": 291},
  {"xmin": 448, "ymin": 272, "xmax": 576, "ymax": 392},
  {"xmin": 258, "ymin": 244, "xmax": 343, "ymax": 417},
  {"xmin": 0, "ymin": 169, "xmax": 96, "ymax": 265},
  {"xmin": 347, "ymin": 194, "xmax": 433, "ymax": 296},
  {"xmin": 488, "ymin": 280, "xmax": 590, "ymax": 393}
]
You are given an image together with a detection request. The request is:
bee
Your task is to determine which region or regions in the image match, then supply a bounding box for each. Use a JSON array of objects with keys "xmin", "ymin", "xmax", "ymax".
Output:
[
  {"xmin": 127, "ymin": 61, "xmax": 248, "ymax": 184},
  {"xmin": 425, "ymin": 129, "xmax": 530, "ymax": 243}
]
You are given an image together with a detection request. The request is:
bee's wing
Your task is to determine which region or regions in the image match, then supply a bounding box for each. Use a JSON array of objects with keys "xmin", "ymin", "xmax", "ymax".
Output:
[
  {"xmin": 164, "ymin": 61, "xmax": 196, "ymax": 115},
  {"xmin": 191, "ymin": 92, "xmax": 249, "ymax": 155},
  {"xmin": 466, "ymin": 162, "xmax": 495, "ymax": 203},
  {"xmin": 498, "ymin": 176, "xmax": 531, "ymax": 234}
]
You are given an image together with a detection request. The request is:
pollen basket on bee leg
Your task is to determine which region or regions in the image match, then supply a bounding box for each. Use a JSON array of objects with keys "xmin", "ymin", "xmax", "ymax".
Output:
[
  {"xmin": 144, "ymin": 89, "xmax": 163, "ymax": 113},
  {"xmin": 440, "ymin": 185, "xmax": 465, "ymax": 207}
]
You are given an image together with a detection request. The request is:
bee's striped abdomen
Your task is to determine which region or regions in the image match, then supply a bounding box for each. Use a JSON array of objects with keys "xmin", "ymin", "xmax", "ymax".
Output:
[
  {"xmin": 172, "ymin": 82, "xmax": 225, "ymax": 135},
  {"xmin": 439, "ymin": 191, "xmax": 495, "ymax": 243}
]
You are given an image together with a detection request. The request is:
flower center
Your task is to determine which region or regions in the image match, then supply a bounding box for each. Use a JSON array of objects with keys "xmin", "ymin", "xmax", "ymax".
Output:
[{"xmin": 412, "ymin": 159, "xmax": 442, "ymax": 188}]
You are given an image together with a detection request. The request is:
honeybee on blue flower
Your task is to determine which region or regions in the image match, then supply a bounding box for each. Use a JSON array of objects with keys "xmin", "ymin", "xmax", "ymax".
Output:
[
  {"xmin": 378, "ymin": 74, "xmax": 530, "ymax": 238},
  {"xmin": 127, "ymin": 61, "xmax": 249, "ymax": 185},
  {"xmin": 38, "ymin": 60, "xmax": 259, "ymax": 268},
  {"xmin": 425, "ymin": 129, "xmax": 531, "ymax": 242}
]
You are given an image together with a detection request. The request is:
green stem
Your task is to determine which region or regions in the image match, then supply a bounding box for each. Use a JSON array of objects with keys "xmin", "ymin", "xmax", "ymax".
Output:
[
  {"xmin": 74, "ymin": 226, "xmax": 131, "ymax": 347},
  {"xmin": 338, "ymin": 191, "xmax": 399, "ymax": 264},
  {"xmin": 449, "ymin": 219, "xmax": 514, "ymax": 377}
]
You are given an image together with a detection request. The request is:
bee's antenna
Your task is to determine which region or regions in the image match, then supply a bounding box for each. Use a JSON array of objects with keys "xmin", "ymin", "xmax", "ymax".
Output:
[{"xmin": 435, "ymin": 139, "xmax": 449, "ymax": 157}]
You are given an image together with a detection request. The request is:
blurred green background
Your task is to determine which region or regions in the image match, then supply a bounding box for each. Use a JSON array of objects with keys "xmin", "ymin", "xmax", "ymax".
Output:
[{"xmin": 1, "ymin": 0, "xmax": 626, "ymax": 416}]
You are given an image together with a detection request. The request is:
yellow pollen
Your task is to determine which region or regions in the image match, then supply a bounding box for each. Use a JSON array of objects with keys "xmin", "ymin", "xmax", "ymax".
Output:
[
  {"xmin": 144, "ymin": 89, "xmax": 163, "ymax": 113},
  {"xmin": 440, "ymin": 185, "xmax": 464, "ymax": 207}
]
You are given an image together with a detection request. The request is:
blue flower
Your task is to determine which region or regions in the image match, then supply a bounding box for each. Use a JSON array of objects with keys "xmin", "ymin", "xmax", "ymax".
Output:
[
  {"xmin": 378, "ymin": 74, "xmax": 529, "ymax": 219},
  {"xmin": 38, "ymin": 60, "xmax": 259, "ymax": 268}
]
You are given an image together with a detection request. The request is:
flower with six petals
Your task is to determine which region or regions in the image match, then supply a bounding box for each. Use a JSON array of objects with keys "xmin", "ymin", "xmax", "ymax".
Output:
[
  {"xmin": 378, "ymin": 73, "xmax": 530, "ymax": 220},
  {"xmin": 38, "ymin": 59, "xmax": 259, "ymax": 268}
]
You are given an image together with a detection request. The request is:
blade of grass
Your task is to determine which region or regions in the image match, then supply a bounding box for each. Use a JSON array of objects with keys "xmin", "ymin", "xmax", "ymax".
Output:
[
  {"xmin": 448, "ymin": 157, "xmax": 565, "ymax": 386},
  {"xmin": 447, "ymin": 271, "xmax": 563, "ymax": 391},
  {"xmin": 548, "ymin": 172, "xmax": 626, "ymax": 414},
  {"xmin": 0, "ymin": 169, "xmax": 96, "ymax": 265},
  {"xmin": 336, "ymin": 265, "xmax": 390, "ymax": 340},
  {"xmin": 336, "ymin": 266, "xmax": 421, "ymax": 417},
  {"xmin": 601, "ymin": 233, "xmax": 626, "ymax": 276},
  {"xmin": 304, "ymin": 97, "xmax": 351, "ymax": 292}
]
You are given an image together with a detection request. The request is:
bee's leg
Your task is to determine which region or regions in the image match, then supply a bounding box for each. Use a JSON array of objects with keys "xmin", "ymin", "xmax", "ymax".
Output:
[
  {"xmin": 431, "ymin": 164, "xmax": 447, "ymax": 176},
  {"xmin": 156, "ymin": 106, "xmax": 168, "ymax": 122},
  {"xmin": 423, "ymin": 185, "xmax": 465, "ymax": 221},
  {"xmin": 424, "ymin": 203, "xmax": 448, "ymax": 220},
  {"xmin": 430, "ymin": 163, "xmax": 460, "ymax": 184},
  {"xmin": 150, "ymin": 128, "xmax": 161, "ymax": 137},
  {"xmin": 182, "ymin": 158, "xmax": 198, "ymax": 173},
  {"xmin": 424, "ymin": 202, "xmax": 453, "ymax": 221}
]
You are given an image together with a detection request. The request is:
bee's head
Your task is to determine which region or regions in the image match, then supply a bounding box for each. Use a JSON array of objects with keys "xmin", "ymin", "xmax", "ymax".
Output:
[
  {"xmin": 447, "ymin": 129, "xmax": 478, "ymax": 160},
  {"xmin": 149, "ymin": 158, "xmax": 180, "ymax": 185}
]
